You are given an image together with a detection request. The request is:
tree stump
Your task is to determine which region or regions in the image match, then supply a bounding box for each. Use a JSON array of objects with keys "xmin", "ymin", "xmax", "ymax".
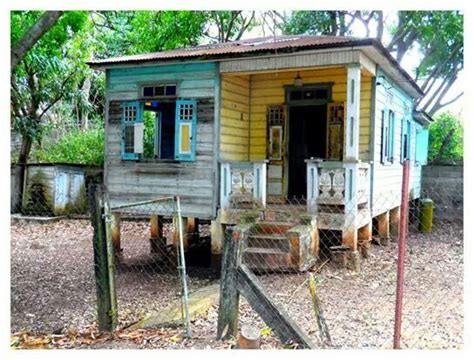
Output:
[{"xmin": 238, "ymin": 324, "xmax": 261, "ymax": 349}]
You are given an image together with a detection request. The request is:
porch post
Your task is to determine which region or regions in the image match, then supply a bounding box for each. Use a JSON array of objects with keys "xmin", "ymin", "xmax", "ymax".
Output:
[
  {"xmin": 253, "ymin": 161, "xmax": 267, "ymax": 208},
  {"xmin": 343, "ymin": 64, "xmax": 361, "ymax": 259},
  {"xmin": 220, "ymin": 162, "xmax": 231, "ymax": 209},
  {"xmin": 306, "ymin": 159, "xmax": 321, "ymax": 213},
  {"xmin": 345, "ymin": 63, "xmax": 361, "ymax": 161}
]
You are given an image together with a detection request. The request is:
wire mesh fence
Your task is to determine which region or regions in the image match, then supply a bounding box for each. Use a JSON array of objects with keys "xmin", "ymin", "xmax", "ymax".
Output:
[
  {"xmin": 10, "ymin": 166, "xmax": 463, "ymax": 349},
  {"xmin": 219, "ymin": 175, "xmax": 463, "ymax": 349}
]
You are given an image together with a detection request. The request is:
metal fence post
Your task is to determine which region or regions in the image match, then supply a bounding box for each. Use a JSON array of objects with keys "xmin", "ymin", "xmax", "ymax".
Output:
[
  {"xmin": 175, "ymin": 196, "xmax": 192, "ymax": 338},
  {"xmin": 88, "ymin": 184, "xmax": 117, "ymax": 332},
  {"xmin": 394, "ymin": 160, "xmax": 410, "ymax": 349}
]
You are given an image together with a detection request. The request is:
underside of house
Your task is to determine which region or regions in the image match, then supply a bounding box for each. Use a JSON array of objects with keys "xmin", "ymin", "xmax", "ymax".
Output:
[{"xmin": 89, "ymin": 35, "xmax": 430, "ymax": 270}]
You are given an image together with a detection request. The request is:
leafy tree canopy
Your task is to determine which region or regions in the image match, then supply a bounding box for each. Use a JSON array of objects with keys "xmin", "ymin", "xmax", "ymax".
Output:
[{"xmin": 428, "ymin": 112, "xmax": 463, "ymax": 164}]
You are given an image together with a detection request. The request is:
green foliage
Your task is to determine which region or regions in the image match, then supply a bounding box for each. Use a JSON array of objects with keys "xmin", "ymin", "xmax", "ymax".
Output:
[
  {"xmin": 394, "ymin": 11, "xmax": 463, "ymax": 79},
  {"xmin": 283, "ymin": 11, "xmax": 347, "ymax": 36},
  {"xmin": 143, "ymin": 111, "xmax": 156, "ymax": 159},
  {"xmin": 11, "ymin": 11, "xmax": 91, "ymax": 144},
  {"xmin": 31, "ymin": 127, "xmax": 104, "ymax": 165},
  {"xmin": 428, "ymin": 112, "xmax": 463, "ymax": 164}
]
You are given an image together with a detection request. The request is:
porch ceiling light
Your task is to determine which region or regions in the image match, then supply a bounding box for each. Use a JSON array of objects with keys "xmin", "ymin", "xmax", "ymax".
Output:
[{"xmin": 294, "ymin": 73, "xmax": 303, "ymax": 87}]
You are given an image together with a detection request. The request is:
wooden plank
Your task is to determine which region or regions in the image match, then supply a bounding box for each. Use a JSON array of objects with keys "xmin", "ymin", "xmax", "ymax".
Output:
[
  {"xmin": 88, "ymin": 184, "xmax": 117, "ymax": 332},
  {"xmin": 236, "ymin": 264, "xmax": 314, "ymax": 349},
  {"xmin": 217, "ymin": 226, "xmax": 240, "ymax": 340}
]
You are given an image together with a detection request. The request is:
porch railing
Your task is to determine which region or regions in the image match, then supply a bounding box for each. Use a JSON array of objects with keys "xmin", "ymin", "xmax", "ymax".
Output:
[
  {"xmin": 220, "ymin": 161, "xmax": 267, "ymax": 210},
  {"xmin": 306, "ymin": 159, "xmax": 371, "ymax": 213}
]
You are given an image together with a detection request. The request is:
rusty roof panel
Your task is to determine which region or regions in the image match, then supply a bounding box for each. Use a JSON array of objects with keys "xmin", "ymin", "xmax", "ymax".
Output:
[
  {"xmin": 87, "ymin": 34, "xmax": 423, "ymax": 96},
  {"xmin": 87, "ymin": 35, "xmax": 372, "ymax": 65}
]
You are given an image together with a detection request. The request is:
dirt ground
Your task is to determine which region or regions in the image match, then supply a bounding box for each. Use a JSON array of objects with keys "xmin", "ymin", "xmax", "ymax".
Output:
[{"xmin": 10, "ymin": 218, "xmax": 463, "ymax": 349}]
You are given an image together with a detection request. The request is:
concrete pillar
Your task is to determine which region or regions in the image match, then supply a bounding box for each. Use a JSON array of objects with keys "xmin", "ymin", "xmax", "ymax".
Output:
[
  {"xmin": 150, "ymin": 215, "xmax": 165, "ymax": 253},
  {"xmin": 173, "ymin": 216, "xmax": 189, "ymax": 252},
  {"xmin": 210, "ymin": 210, "xmax": 225, "ymax": 267},
  {"xmin": 111, "ymin": 212, "xmax": 122, "ymax": 260},
  {"xmin": 390, "ymin": 206, "xmax": 401, "ymax": 238},
  {"xmin": 377, "ymin": 211, "xmax": 390, "ymax": 245},
  {"xmin": 358, "ymin": 222, "xmax": 372, "ymax": 258}
]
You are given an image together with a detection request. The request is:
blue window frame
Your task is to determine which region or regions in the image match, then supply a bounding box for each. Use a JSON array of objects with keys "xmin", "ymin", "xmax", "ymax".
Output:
[
  {"xmin": 174, "ymin": 99, "xmax": 197, "ymax": 161},
  {"xmin": 381, "ymin": 106, "xmax": 395, "ymax": 164},
  {"xmin": 415, "ymin": 127, "xmax": 429, "ymax": 165},
  {"xmin": 121, "ymin": 101, "xmax": 143, "ymax": 160},
  {"xmin": 401, "ymin": 119, "xmax": 412, "ymax": 163}
]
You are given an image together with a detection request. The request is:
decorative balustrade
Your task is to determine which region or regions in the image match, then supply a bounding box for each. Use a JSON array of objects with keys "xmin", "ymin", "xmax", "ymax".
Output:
[
  {"xmin": 306, "ymin": 159, "xmax": 371, "ymax": 213},
  {"xmin": 220, "ymin": 161, "xmax": 267, "ymax": 210}
]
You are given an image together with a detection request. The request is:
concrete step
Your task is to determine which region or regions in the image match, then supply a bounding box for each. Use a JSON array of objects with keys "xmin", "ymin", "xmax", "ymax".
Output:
[
  {"xmin": 242, "ymin": 247, "xmax": 290, "ymax": 271},
  {"xmin": 247, "ymin": 234, "xmax": 290, "ymax": 252},
  {"xmin": 251, "ymin": 221, "xmax": 295, "ymax": 235}
]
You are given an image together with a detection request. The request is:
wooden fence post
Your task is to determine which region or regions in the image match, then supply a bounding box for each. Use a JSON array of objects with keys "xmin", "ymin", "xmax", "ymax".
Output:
[
  {"xmin": 216, "ymin": 226, "xmax": 241, "ymax": 339},
  {"xmin": 88, "ymin": 184, "xmax": 117, "ymax": 332}
]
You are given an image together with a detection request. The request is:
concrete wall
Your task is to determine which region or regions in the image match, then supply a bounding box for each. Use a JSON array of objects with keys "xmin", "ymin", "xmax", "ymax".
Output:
[{"xmin": 421, "ymin": 165, "xmax": 463, "ymax": 221}]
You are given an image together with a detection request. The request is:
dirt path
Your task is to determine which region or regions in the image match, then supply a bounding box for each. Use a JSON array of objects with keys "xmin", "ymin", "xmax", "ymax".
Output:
[{"xmin": 11, "ymin": 219, "xmax": 463, "ymax": 349}]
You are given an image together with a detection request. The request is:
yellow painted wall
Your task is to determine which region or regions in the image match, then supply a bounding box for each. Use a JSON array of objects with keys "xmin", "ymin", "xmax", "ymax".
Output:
[
  {"xmin": 248, "ymin": 67, "xmax": 350, "ymax": 160},
  {"xmin": 360, "ymin": 71, "xmax": 373, "ymax": 161},
  {"xmin": 220, "ymin": 67, "xmax": 374, "ymax": 162},
  {"xmin": 220, "ymin": 75, "xmax": 250, "ymax": 161}
]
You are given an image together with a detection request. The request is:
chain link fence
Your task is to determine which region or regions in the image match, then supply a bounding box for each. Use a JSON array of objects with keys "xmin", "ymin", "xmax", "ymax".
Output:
[
  {"xmin": 218, "ymin": 169, "xmax": 462, "ymax": 349},
  {"xmin": 10, "ymin": 166, "xmax": 462, "ymax": 349}
]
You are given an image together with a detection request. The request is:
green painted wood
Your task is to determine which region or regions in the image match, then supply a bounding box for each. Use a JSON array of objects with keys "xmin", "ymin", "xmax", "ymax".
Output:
[{"xmin": 415, "ymin": 127, "xmax": 429, "ymax": 165}]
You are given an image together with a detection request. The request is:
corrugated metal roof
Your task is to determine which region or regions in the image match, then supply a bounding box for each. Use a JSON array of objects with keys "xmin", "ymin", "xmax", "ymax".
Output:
[
  {"xmin": 87, "ymin": 35, "xmax": 372, "ymax": 65},
  {"xmin": 87, "ymin": 34, "xmax": 423, "ymax": 96}
]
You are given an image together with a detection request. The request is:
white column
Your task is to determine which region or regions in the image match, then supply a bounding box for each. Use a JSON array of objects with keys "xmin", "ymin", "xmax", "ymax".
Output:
[
  {"xmin": 220, "ymin": 162, "xmax": 231, "ymax": 209},
  {"xmin": 345, "ymin": 63, "xmax": 361, "ymax": 161},
  {"xmin": 306, "ymin": 160, "xmax": 320, "ymax": 213},
  {"xmin": 253, "ymin": 162, "xmax": 267, "ymax": 208}
]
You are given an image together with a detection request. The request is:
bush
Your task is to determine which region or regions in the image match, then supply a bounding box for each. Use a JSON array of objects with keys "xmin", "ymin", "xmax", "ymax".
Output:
[
  {"xmin": 31, "ymin": 127, "xmax": 104, "ymax": 165},
  {"xmin": 428, "ymin": 112, "xmax": 463, "ymax": 164}
]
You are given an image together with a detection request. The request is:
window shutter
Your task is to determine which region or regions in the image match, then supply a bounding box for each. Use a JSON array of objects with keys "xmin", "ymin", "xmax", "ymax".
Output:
[
  {"xmin": 326, "ymin": 102, "xmax": 345, "ymax": 160},
  {"xmin": 415, "ymin": 128, "xmax": 429, "ymax": 165},
  {"xmin": 175, "ymin": 99, "xmax": 197, "ymax": 161},
  {"xmin": 134, "ymin": 123, "xmax": 144, "ymax": 154},
  {"xmin": 121, "ymin": 101, "xmax": 142, "ymax": 160},
  {"xmin": 381, "ymin": 106, "xmax": 389, "ymax": 163},
  {"xmin": 388, "ymin": 111, "xmax": 396, "ymax": 162},
  {"xmin": 407, "ymin": 120, "xmax": 412, "ymax": 160}
]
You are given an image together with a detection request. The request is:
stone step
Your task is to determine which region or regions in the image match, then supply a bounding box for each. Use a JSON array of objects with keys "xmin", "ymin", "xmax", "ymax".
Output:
[
  {"xmin": 242, "ymin": 247, "xmax": 290, "ymax": 271},
  {"xmin": 247, "ymin": 234, "xmax": 290, "ymax": 252},
  {"xmin": 251, "ymin": 221, "xmax": 296, "ymax": 235}
]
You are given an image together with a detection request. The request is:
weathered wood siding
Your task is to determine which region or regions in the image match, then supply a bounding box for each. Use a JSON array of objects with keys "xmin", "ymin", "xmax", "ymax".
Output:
[
  {"xmin": 247, "ymin": 66, "xmax": 372, "ymax": 161},
  {"xmin": 249, "ymin": 67, "xmax": 343, "ymax": 160},
  {"xmin": 359, "ymin": 69, "xmax": 373, "ymax": 162},
  {"xmin": 220, "ymin": 75, "xmax": 250, "ymax": 160},
  {"xmin": 106, "ymin": 98, "xmax": 217, "ymax": 219},
  {"xmin": 107, "ymin": 62, "xmax": 217, "ymax": 100},
  {"xmin": 371, "ymin": 69, "xmax": 423, "ymax": 217}
]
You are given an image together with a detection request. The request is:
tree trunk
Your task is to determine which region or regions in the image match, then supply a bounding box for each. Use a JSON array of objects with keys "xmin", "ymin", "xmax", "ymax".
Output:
[
  {"xmin": 11, "ymin": 11, "xmax": 64, "ymax": 70},
  {"xmin": 80, "ymin": 76, "xmax": 91, "ymax": 129},
  {"xmin": 16, "ymin": 134, "xmax": 33, "ymax": 213}
]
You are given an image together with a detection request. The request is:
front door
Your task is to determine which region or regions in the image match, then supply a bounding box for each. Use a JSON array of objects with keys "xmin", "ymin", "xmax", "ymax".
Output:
[{"xmin": 288, "ymin": 104, "xmax": 327, "ymax": 198}]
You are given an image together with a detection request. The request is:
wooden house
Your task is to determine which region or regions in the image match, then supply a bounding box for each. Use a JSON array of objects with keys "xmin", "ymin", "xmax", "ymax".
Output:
[{"xmin": 88, "ymin": 35, "xmax": 430, "ymax": 269}]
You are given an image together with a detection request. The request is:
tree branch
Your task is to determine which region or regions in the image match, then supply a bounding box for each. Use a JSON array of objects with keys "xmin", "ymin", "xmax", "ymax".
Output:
[
  {"xmin": 38, "ymin": 69, "xmax": 78, "ymax": 119},
  {"xmin": 11, "ymin": 11, "xmax": 63, "ymax": 70}
]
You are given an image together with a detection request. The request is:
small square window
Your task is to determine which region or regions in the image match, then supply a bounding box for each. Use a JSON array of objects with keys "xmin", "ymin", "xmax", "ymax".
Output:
[
  {"xmin": 315, "ymin": 89, "xmax": 328, "ymax": 99},
  {"xmin": 290, "ymin": 90, "xmax": 303, "ymax": 101},
  {"xmin": 154, "ymin": 86, "xmax": 165, "ymax": 96},
  {"xmin": 143, "ymin": 86, "xmax": 154, "ymax": 97},
  {"xmin": 165, "ymin": 85, "xmax": 177, "ymax": 96},
  {"xmin": 303, "ymin": 89, "xmax": 315, "ymax": 100}
]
